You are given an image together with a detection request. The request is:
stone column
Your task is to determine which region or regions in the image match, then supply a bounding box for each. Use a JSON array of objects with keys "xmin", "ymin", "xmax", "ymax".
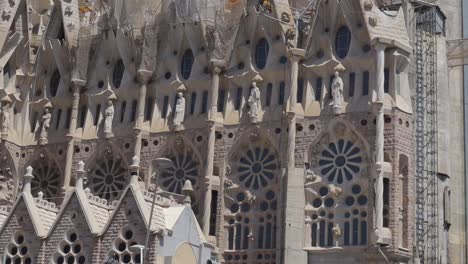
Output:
[
  {"xmin": 374, "ymin": 43, "xmax": 386, "ymax": 234},
  {"xmin": 133, "ymin": 70, "xmax": 152, "ymax": 158},
  {"xmin": 209, "ymin": 67, "xmax": 221, "ymax": 120},
  {"xmin": 62, "ymin": 81, "xmax": 83, "ymax": 191},
  {"xmin": 287, "ymin": 48, "xmax": 305, "ymax": 112}
]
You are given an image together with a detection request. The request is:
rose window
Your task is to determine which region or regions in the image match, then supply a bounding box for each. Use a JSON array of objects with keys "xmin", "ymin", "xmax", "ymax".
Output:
[
  {"xmin": 107, "ymin": 226, "xmax": 141, "ymax": 264},
  {"xmin": 318, "ymin": 140, "xmax": 362, "ymax": 184},
  {"xmin": 89, "ymin": 156, "xmax": 127, "ymax": 200},
  {"xmin": 160, "ymin": 154, "xmax": 199, "ymax": 194},
  {"xmin": 4, "ymin": 232, "xmax": 32, "ymax": 264},
  {"xmin": 53, "ymin": 229, "xmax": 86, "ymax": 264},
  {"xmin": 31, "ymin": 159, "xmax": 61, "ymax": 198},
  {"xmin": 237, "ymin": 147, "xmax": 277, "ymax": 190}
]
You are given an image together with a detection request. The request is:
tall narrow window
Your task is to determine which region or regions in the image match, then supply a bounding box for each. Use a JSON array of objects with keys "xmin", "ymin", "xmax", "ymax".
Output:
[
  {"xmin": 55, "ymin": 109, "xmax": 62, "ymax": 130},
  {"xmin": 31, "ymin": 111, "xmax": 38, "ymax": 132},
  {"xmin": 190, "ymin": 92, "xmax": 197, "ymax": 115},
  {"xmin": 297, "ymin": 79, "xmax": 304, "ymax": 103},
  {"xmin": 120, "ymin": 101, "xmax": 126, "ymax": 123},
  {"xmin": 79, "ymin": 105, "xmax": 87, "ymax": 128},
  {"xmin": 201, "ymin": 91, "xmax": 208, "ymax": 114},
  {"xmin": 50, "ymin": 69, "xmax": 61, "ymax": 97},
  {"xmin": 362, "ymin": 71, "xmax": 369, "ymax": 95},
  {"xmin": 255, "ymin": 38, "xmax": 269, "ymax": 69},
  {"xmin": 278, "ymin": 82, "xmax": 285, "ymax": 105},
  {"xmin": 217, "ymin": 90, "xmax": 226, "ymax": 112},
  {"xmin": 181, "ymin": 49, "xmax": 194, "ymax": 80},
  {"xmin": 113, "ymin": 59, "xmax": 125, "ymax": 88},
  {"xmin": 162, "ymin": 96, "xmax": 169, "ymax": 118},
  {"xmin": 131, "ymin": 100, "xmax": 137, "ymax": 122},
  {"xmin": 94, "ymin": 104, "xmax": 101, "ymax": 126},
  {"xmin": 266, "ymin": 83, "xmax": 273, "ymax": 107},
  {"xmin": 144, "ymin": 97, "xmax": 154, "ymax": 121},
  {"xmin": 383, "ymin": 178, "xmax": 390, "ymax": 228},
  {"xmin": 65, "ymin": 108, "xmax": 71, "ymax": 129},
  {"xmin": 209, "ymin": 190, "xmax": 218, "ymax": 236},
  {"xmin": 384, "ymin": 68, "xmax": 390, "ymax": 93},
  {"xmin": 235, "ymin": 87, "xmax": 243, "ymax": 110},
  {"xmin": 315, "ymin": 78, "xmax": 322, "ymax": 101},
  {"xmin": 349, "ymin": 72, "xmax": 356, "ymax": 97},
  {"xmin": 335, "ymin": 26, "xmax": 351, "ymax": 58}
]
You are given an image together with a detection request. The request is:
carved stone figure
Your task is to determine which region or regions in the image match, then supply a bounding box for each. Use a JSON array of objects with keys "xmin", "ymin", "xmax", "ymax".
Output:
[
  {"xmin": 39, "ymin": 108, "xmax": 51, "ymax": 144},
  {"xmin": 248, "ymin": 82, "xmax": 261, "ymax": 123},
  {"xmin": 173, "ymin": 92, "xmax": 185, "ymax": 129},
  {"xmin": 332, "ymin": 224, "xmax": 342, "ymax": 247},
  {"xmin": 329, "ymin": 184, "xmax": 343, "ymax": 199},
  {"xmin": 0, "ymin": 102, "xmax": 10, "ymax": 138},
  {"xmin": 331, "ymin": 71, "xmax": 344, "ymax": 115},
  {"xmin": 104, "ymin": 100, "xmax": 114, "ymax": 138}
]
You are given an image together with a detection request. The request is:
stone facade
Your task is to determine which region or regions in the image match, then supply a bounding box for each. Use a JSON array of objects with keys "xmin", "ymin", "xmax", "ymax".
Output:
[{"xmin": 0, "ymin": 0, "xmax": 465, "ymax": 263}]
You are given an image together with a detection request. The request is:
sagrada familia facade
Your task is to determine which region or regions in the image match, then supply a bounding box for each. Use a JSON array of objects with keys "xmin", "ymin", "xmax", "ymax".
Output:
[{"xmin": 0, "ymin": 0, "xmax": 466, "ymax": 263}]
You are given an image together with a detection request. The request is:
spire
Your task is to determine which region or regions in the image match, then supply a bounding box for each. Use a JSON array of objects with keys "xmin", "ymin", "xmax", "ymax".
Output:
[
  {"xmin": 76, "ymin": 160, "xmax": 86, "ymax": 190},
  {"xmin": 129, "ymin": 156, "xmax": 140, "ymax": 185},
  {"xmin": 182, "ymin": 179, "xmax": 193, "ymax": 207},
  {"xmin": 23, "ymin": 166, "xmax": 34, "ymax": 194}
]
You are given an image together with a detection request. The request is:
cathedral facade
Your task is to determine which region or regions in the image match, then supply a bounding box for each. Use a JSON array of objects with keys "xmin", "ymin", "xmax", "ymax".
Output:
[{"xmin": 0, "ymin": 0, "xmax": 465, "ymax": 263}]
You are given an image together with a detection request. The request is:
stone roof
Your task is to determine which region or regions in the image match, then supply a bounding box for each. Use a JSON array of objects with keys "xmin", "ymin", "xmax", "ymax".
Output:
[
  {"xmin": 0, "ymin": 206, "xmax": 9, "ymax": 228},
  {"xmin": 86, "ymin": 191, "xmax": 112, "ymax": 231},
  {"xmin": 34, "ymin": 196, "xmax": 59, "ymax": 233}
]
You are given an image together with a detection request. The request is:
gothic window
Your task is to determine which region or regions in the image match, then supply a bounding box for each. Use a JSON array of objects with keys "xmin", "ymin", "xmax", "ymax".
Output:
[
  {"xmin": 384, "ymin": 68, "xmax": 390, "ymax": 93},
  {"xmin": 181, "ymin": 49, "xmax": 194, "ymax": 80},
  {"xmin": 50, "ymin": 69, "xmax": 61, "ymax": 97},
  {"xmin": 88, "ymin": 149, "xmax": 127, "ymax": 200},
  {"xmin": 190, "ymin": 92, "xmax": 197, "ymax": 114},
  {"xmin": 79, "ymin": 105, "xmax": 87, "ymax": 128},
  {"xmin": 315, "ymin": 78, "xmax": 322, "ymax": 101},
  {"xmin": 131, "ymin": 100, "xmax": 137, "ymax": 122},
  {"xmin": 55, "ymin": 109, "xmax": 62, "ymax": 130},
  {"xmin": 31, "ymin": 111, "xmax": 38, "ymax": 132},
  {"xmin": 297, "ymin": 79, "xmax": 304, "ymax": 103},
  {"xmin": 201, "ymin": 91, "xmax": 208, "ymax": 114},
  {"xmin": 66, "ymin": 108, "xmax": 71, "ymax": 129},
  {"xmin": 144, "ymin": 97, "xmax": 154, "ymax": 121},
  {"xmin": 53, "ymin": 229, "xmax": 86, "ymax": 264},
  {"xmin": 94, "ymin": 104, "xmax": 101, "ymax": 126},
  {"xmin": 209, "ymin": 190, "xmax": 218, "ymax": 236},
  {"xmin": 362, "ymin": 71, "xmax": 369, "ymax": 95},
  {"xmin": 159, "ymin": 145, "xmax": 201, "ymax": 215},
  {"xmin": 162, "ymin": 96, "xmax": 169, "ymax": 118},
  {"xmin": 278, "ymin": 82, "xmax": 285, "ymax": 105},
  {"xmin": 235, "ymin": 87, "xmax": 243, "ymax": 110},
  {"xmin": 266, "ymin": 83, "xmax": 273, "ymax": 107},
  {"xmin": 349, "ymin": 72, "xmax": 355, "ymax": 97},
  {"xmin": 255, "ymin": 38, "xmax": 269, "ymax": 69},
  {"xmin": 306, "ymin": 123, "xmax": 369, "ymax": 249},
  {"xmin": 335, "ymin": 26, "xmax": 351, "ymax": 59},
  {"xmin": 31, "ymin": 156, "xmax": 61, "ymax": 198},
  {"xmin": 113, "ymin": 59, "xmax": 125, "ymax": 88},
  {"xmin": 120, "ymin": 101, "xmax": 126, "ymax": 123},
  {"xmin": 218, "ymin": 90, "xmax": 226, "ymax": 112},
  {"xmin": 107, "ymin": 226, "xmax": 141, "ymax": 263},
  {"xmin": 3, "ymin": 232, "xmax": 32, "ymax": 264},
  {"xmin": 383, "ymin": 178, "xmax": 390, "ymax": 227},
  {"xmin": 225, "ymin": 140, "xmax": 279, "ymax": 263}
]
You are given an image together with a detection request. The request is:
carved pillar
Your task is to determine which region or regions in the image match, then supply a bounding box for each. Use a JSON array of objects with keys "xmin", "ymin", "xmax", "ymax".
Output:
[
  {"xmin": 62, "ymin": 81, "xmax": 83, "ymax": 190},
  {"xmin": 133, "ymin": 70, "xmax": 152, "ymax": 158},
  {"xmin": 209, "ymin": 67, "xmax": 221, "ymax": 120},
  {"xmin": 374, "ymin": 43, "xmax": 386, "ymax": 235},
  {"xmin": 287, "ymin": 48, "xmax": 305, "ymax": 112}
]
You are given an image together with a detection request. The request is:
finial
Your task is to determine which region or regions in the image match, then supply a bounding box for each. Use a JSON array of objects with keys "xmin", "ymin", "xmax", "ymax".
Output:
[
  {"xmin": 76, "ymin": 160, "xmax": 86, "ymax": 190},
  {"xmin": 182, "ymin": 180, "xmax": 193, "ymax": 206},
  {"xmin": 130, "ymin": 156, "xmax": 140, "ymax": 185},
  {"xmin": 23, "ymin": 166, "xmax": 34, "ymax": 194},
  {"xmin": 37, "ymin": 191, "xmax": 44, "ymax": 200}
]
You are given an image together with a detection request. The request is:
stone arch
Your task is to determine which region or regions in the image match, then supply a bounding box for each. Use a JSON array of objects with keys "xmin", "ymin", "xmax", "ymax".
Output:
[
  {"xmin": 25, "ymin": 149, "xmax": 63, "ymax": 200},
  {"xmin": 223, "ymin": 127, "xmax": 280, "ymax": 263},
  {"xmin": 84, "ymin": 142, "xmax": 129, "ymax": 201},
  {"xmin": 172, "ymin": 243, "xmax": 197, "ymax": 264},
  {"xmin": 305, "ymin": 118, "xmax": 371, "ymax": 248},
  {"xmin": 152, "ymin": 135, "xmax": 203, "ymax": 216},
  {"xmin": 0, "ymin": 144, "xmax": 17, "ymax": 205}
]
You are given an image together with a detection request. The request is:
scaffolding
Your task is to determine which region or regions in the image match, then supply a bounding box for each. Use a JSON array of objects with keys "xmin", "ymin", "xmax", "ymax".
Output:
[{"xmin": 414, "ymin": 5, "xmax": 439, "ymax": 264}]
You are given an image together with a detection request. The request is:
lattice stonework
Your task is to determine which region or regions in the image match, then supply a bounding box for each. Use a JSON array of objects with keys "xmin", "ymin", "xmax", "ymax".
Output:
[
  {"xmin": 107, "ymin": 226, "xmax": 141, "ymax": 263},
  {"xmin": 3, "ymin": 232, "xmax": 32, "ymax": 264},
  {"xmin": 305, "ymin": 122, "xmax": 369, "ymax": 249},
  {"xmin": 53, "ymin": 229, "xmax": 86, "ymax": 264},
  {"xmin": 30, "ymin": 156, "xmax": 61, "ymax": 199},
  {"xmin": 224, "ymin": 135, "xmax": 279, "ymax": 264}
]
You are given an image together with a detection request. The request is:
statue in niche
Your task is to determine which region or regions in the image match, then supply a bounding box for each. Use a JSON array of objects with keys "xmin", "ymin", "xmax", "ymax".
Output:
[
  {"xmin": 104, "ymin": 99, "xmax": 114, "ymax": 138},
  {"xmin": 39, "ymin": 108, "xmax": 51, "ymax": 144},
  {"xmin": 0, "ymin": 101, "xmax": 10, "ymax": 138},
  {"xmin": 331, "ymin": 70, "xmax": 344, "ymax": 115},
  {"xmin": 173, "ymin": 92, "xmax": 185, "ymax": 130},
  {"xmin": 332, "ymin": 224, "xmax": 342, "ymax": 247},
  {"xmin": 248, "ymin": 81, "xmax": 261, "ymax": 123}
]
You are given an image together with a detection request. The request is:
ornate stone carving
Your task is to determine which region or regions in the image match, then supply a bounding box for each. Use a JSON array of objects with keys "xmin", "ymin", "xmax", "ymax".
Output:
[
  {"xmin": 104, "ymin": 100, "xmax": 114, "ymax": 138},
  {"xmin": 173, "ymin": 92, "xmax": 185, "ymax": 130},
  {"xmin": 39, "ymin": 108, "xmax": 52, "ymax": 145},
  {"xmin": 0, "ymin": 101, "xmax": 11, "ymax": 139},
  {"xmin": 331, "ymin": 71, "xmax": 344, "ymax": 115},
  {"xmin": 248, "ymin": 81, "xmax": 261, "ymax": 123}
]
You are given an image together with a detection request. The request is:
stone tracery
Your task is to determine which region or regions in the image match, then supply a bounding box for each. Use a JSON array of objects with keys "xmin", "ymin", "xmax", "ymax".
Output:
[{"xmin": 29, "ymin": 154, "xmax": 61, "ymax": 199}]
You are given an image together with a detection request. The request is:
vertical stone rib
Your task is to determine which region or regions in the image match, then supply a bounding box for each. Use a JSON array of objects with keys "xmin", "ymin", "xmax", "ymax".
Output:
[{"xmin": 63, "ymin": 83, "xmax": 81, "ymax": 190}]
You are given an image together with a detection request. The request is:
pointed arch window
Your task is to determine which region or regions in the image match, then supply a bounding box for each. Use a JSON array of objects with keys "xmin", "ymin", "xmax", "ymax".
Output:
[
  {"xmin": 181, "ymin": 49, "xmax": 194, "ymax": 80},
  {"xmin": 255, "ymin": 38, "xmax": 269, "ymax": 69},
  {"xmin": 113, "ymin": 59, "xmax": 125, "ymax": 88},
  {"xmin": 50, "ymin": 69, "xmax": 61, "ymax": 97},
  {"xmin": 335, "ymin": 26, "xmax": 352, "ymax": 59}
]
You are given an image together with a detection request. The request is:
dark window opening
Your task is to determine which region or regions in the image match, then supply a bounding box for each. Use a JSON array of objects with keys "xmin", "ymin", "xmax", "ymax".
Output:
[
  {"xmin": 113, "ymin": 59, "xmax": 125, "ymax": 88},
  {"xmin": 94, "ymin": 104, "xmax": 101, "ymax": 126},
  {"xmin": 201, "ymin": 91, "xmax": 208, "ymax": 114},
  {"xmin": 384, "ymin": 68, "xmax": 390, "ymax": 93},
  {"xmin": 297, "ymin": 79, "xmax": 304, "ymax": 103},
  {"xmin": 362, "ymin": 71, "xmax": 369, "ymax": 95},
  {"xmin": 131, "ymin": 100, "xmax": 137, "ymax": 122},
  {"xmin": 209, "ymin": 190, "xmax": 218, "ymax": 236},
  {"xmin": 120, "ymin": 101, "xmax": 127, "ymax": 123},
  {"xmin": 55, "ymin": 109, "xmax": 62, "ymax": 130},
  {"xmin": 383, "ymin": 178, "xmax": 390, "ymax": 228},
  {"xmin": 255, "ymin": 38, "xmax": 269, "ymax": 69},
  {"xmin": 349, "ymin": 72, "xmax": 355, "ymax": 97},
  {"xmin": 144, "ymin": 97, "xmax": 154, "ymax": 121},
  {"xmin": 181, "ymin": 49, "xmax": 194, "ymax": 80},
  {"xmin": 162, "ymin": 96, "xmax": 169, "ymax": 118},
  {"xmin": 315, "ymin": 78, "xmax": 322, "ymax": 101},
  {"xmin": 65, "ymin": 108, "xmax": 71, "ymax": 129},
  {"xmin": 190, "ymin": 92, "xmax": 197, "ymax": 115},
  {"xmin": 50, "ymin": 69, "xmax": 61, "ymax": 97},
  {"xmin": 235, "ymin": 87, "xmax": 243, "ymax": 110},
  {"xmin": 278, "ymin": 81, "xmax": 285, "ymax": 105},
  {"xmin": 79, "ymin": 105, "xmax": 87, "ymax": 128},
  {"xmin": 335, "ymin": 26, "xmax": 351, "ymax": 58},
  {"xmin": 266, "ymin": 83, "xmax": 273, "ymax": 107},
  {"xmin": 31, "ymin": 111, "xmax": 38, "ymax": 132},
  {"xmin": 217, "ymin": 90, "xmax": 226, "ymax": 112}
]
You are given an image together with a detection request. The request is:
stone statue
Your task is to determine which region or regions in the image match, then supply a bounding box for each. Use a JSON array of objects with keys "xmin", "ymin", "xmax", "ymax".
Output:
[
  {"xmin": 248, "ymin": 82, "xmax": 261, "ymax": 122},
  {"xmin": 329, "ymin": 184, "xmax": 343, "ymax": 199},
  {"xmin": 104, "ymin": 100, "xmax": 114, "ymax": 138},
  {"xmin": 331, "ymin": 71, "xmax": 344, "ymax": 115},
  {"xmin": 0, "ymin": 102, "xmax": 10, "ymax": 137},
  {"xmin": 332, "ymin": 224, "xmax": 342, "ymax": 247},
  {"xmin": 39, "ymin": 108, "xmax": 51, "ymax": 144},
  {"xmin": 173, "ymin": 92, "xmax": 185, "ymax": 129}
]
